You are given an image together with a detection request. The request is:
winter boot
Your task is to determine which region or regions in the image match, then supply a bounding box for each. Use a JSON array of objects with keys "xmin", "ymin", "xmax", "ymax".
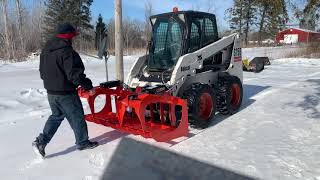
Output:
[
  {"xmin": 77, "ymin": 141, "xmax": 99, "ymax": 151},
  {"xmin": 32, "ymin": 138, "xmax": 46, "ymax": 158}
]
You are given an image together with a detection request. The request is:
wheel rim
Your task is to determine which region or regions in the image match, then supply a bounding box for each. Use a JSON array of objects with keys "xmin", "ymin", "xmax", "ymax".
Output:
[
  {"xmin": 230, "ymin": 84, "xmax": 241, "ymax": 108},
  {"xmin": 199, "ymin": 92, "xmax": 213, "ymax": 120}
]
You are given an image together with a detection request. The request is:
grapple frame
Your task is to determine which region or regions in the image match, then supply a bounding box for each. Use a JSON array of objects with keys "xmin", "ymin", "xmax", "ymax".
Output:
[{"xmin": 78, "ymin": 85, "xmax": 188, "ymax": 142}]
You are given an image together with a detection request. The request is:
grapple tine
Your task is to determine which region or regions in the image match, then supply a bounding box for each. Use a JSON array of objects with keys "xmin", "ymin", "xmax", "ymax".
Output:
[{"xmin": 78, "ymin": 86, "xmax": 189, "ymax": 142}]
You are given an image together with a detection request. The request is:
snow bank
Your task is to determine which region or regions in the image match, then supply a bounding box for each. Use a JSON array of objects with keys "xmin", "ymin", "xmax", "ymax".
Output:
[
  {"xmin": 243, "ymin": 46, "xmax": 308, "ymax": 60},
  {"xmin": 272, "ymin": 58, "xmax": 320, "ymax": 65}
]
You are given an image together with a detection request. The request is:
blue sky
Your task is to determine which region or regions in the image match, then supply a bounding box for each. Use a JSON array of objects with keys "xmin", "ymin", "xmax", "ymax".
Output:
[{"xmin": 91, "ymin": 0, "xmax": 234, "ymax": 30}]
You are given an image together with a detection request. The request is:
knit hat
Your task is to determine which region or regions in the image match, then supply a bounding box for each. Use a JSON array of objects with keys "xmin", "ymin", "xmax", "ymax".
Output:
[{"xmin": 56, "ymin": 23, "xmax": 77, "ymax": 39}]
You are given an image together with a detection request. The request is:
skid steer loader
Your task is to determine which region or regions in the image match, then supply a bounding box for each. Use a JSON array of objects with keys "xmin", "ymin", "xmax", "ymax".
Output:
[{"xmin": 79, "ymin": 10, "xmax": 243, "ymax": 142}]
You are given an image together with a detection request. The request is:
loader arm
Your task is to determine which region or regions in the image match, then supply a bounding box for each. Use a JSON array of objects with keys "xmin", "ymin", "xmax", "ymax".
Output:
[
  {"xmin": 126, "ymin": 55, "xmax": 148, "ymax": 85},
  {"xmin": 169, "ymin": 33, "xmax": 242, "ymax": 96}
]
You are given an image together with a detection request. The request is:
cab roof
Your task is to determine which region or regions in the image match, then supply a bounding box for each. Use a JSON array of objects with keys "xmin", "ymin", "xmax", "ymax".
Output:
[{"xmin": 150, "ymin": 11, "xmax": 216, "ymax": 19}]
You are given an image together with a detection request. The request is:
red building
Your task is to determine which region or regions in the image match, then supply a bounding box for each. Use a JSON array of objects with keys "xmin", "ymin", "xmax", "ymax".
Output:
[{"xmin": 276, "ymin": 28, "xmax": 320, "ymax": 44}]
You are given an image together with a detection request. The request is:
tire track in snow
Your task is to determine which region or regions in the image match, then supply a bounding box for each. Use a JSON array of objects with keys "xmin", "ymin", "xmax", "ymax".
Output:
[
  {"xmin": 251, "ymin": 71, "xmax": 320, "ymax": 101},
  {"xmin": 252, "ymin": 82, "xmax": 299, "ymax": 100}
]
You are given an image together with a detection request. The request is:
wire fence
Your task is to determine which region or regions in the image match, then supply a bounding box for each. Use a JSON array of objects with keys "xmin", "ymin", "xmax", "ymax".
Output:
[{"xmin": 243, "ymin": 44, "xmax": 320, "ymax": 60}]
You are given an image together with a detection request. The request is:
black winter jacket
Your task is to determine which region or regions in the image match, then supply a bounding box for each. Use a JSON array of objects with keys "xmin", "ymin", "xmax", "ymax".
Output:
[{"xmin": 40, "ymin": 37, "xmax": 93, "ymax": 95}]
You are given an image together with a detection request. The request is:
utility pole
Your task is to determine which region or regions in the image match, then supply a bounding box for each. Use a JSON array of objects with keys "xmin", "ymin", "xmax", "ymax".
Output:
[{"xmin": 115, "ymin": 0, "xmax": 124, "ymax": 82}]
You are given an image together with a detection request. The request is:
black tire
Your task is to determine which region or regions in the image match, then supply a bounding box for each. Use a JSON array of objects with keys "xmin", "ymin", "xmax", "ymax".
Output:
[
  {"xmin": 183, "ymin": 84, "xmax": 216, "ymax": 129},
  {"xmin": 217, "ymin": 76, "xmax": 243, "ymax": 115},
  {"xmin": 254, "ymin": 61, "xmax": 264, "ymax": 73},
  {"xmin": 250, "ymin": 58, "xmax": 265, "ymax": 73}
]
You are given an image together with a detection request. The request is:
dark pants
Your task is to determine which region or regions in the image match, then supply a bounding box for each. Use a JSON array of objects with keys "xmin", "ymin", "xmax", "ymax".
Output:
[{"xmin": 37, "ymin": 93, "xmax": 89, "ymax": 146}]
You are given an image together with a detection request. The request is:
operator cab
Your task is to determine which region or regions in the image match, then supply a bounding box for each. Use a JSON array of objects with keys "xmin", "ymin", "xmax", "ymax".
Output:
[{"xmin": 147, "ymin": 10, "xmax": 219, "ymax": 72}]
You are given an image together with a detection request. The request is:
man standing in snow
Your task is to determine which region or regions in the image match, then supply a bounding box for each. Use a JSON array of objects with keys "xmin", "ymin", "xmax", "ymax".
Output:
[{"xmin": 33, "ymin": 23, "xmax": 99, "ymax": 158}]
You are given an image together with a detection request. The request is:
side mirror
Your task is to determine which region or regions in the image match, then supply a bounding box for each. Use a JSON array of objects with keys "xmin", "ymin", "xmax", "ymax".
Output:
[
  {"xmin": 148, "ymin": 40, "xmax": 152, "ymax": 49},
  {"xmin": 98, "ymin": 35, "xmax": 108, "ymax": 59},
  {"xmin": 148, "ymin": 39, "xmax": 155, "ymax": 53}
]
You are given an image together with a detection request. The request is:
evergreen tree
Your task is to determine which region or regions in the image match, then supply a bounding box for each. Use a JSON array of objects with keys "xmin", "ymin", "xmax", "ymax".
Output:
[
  {"xmin": 225, "ymin": 0, "xmax": 244, "ymax": 35},
  {"xmin": 256, "ymin": 0, "xmax": 288, "ymax": 43},
  {"xmin": 42, "ymin": 0, "xmax": 94, "ymax": 43},
  {"xmin": 226, "ymin": 0, "xmax": 257, "ymax": 46},
  {"xmin": 295, "ymin": 0, "xmax": 320, "ymax": 30},
  {"xmin": 226, "ymin": 0, "xmax": 288, "ymax": 45},
  {"xmin": 242, "ymin": 0, "xmax": 257, "ymax": 46},
  {"xmin": 95, "ymin": 14, "xmax": 106, "ymax": 50}
]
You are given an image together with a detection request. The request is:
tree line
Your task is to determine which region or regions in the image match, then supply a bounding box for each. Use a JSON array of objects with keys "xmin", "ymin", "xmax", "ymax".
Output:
[
  {"xmin": 0, "ymin": 0, "xmax": 96, "ymax": 60},
  {"xmin": 43, "ymin": 0, "xmax": 94, "ymax": 52},
  {"xmin": 226, "ymin": 0, "xmax": 320, "ymax": 46},
  {"xmin": 1, "ymin": 0, "xmax": 45, "ymax": 60},
  {"xmin": 0, "ymin": 0, "xmax": 319, "ymax": 60},
  {"xmin": 0, "ymin": 0, "xmax": 149, "ymax": 60},
  {"xmin": 95, "ymin": 1, "xmax": 152, "ymax": 55}
]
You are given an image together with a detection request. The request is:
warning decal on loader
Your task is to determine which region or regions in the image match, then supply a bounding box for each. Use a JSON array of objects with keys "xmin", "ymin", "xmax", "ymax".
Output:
[{"xmin": 234, "ymin": 48, "xmax": 242, "ymax": 62}]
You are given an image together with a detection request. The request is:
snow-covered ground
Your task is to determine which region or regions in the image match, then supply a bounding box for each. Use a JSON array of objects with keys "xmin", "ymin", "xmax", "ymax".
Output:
[{"xmin": 0, "ymin": 54, "xmax": 319, "ymax": 180}]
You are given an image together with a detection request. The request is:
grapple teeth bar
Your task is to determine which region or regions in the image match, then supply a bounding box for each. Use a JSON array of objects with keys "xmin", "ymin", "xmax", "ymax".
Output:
[{"xmin": 78, "ymin": 86, "xmax": 188, "ymax": 142}]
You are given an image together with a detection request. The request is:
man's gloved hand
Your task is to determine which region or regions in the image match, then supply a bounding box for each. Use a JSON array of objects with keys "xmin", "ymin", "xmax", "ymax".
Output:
[
  {"xmin": 80, "ymin": 78, "xmax": 93, "ymax": 91},
  {"xmin": 88, "ymin": 88, "xmax": 96, "ymax": 96}
]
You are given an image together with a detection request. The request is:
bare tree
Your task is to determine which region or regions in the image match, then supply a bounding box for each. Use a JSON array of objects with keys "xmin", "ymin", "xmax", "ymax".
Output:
[
  {"xmin": 0, "ymin": 0, "xmax": 47, "ymax": 60},
  {"xmin": 15, "ymin": 0, "xmax": 25, "ymax": 52},
  {"xmin": 1, "ymin": 0, "xmax": 13, "ymax": 58},
  {"xmin": 144, "ymin": 0, "xmax": 153, "ymax": 42},
  {"xmin": 106, "ymin": 18, "xmax": 115, "ymax": 54},
  {"xmin": 225, "ymin": 0, "xmax": 244, "ymax": 39},
  {"xmin": 0, "ymin": 0, "xmax": 147, "ymax": 60},
  {"xmin": 26, "ymin": 0, "xmax": 45, "ymax": 52},
  {"xmin": 123, "ymin": 17, "xmax": 130, "ymax": 55},
  {"xmin": 206, "ymin": 0, "xmax": 215, "ymax": 13}
]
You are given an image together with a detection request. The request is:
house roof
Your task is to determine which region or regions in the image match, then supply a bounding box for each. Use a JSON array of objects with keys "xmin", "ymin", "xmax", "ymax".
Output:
[{"xmin": 278, "ymin": 28, "xmax": 320, "ymax": 34}]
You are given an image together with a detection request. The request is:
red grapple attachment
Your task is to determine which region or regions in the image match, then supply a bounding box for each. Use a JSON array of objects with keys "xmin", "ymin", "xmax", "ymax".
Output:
[{"xmin": 78, "ymin": 84, "xmax": 188, "ymax": 142}]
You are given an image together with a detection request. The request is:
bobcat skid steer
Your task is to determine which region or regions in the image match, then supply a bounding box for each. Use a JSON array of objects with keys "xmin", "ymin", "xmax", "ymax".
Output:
[
  {"xmin": 79, "ymin": 10, "xmax": 244, "ymax": 142},
  {"xmin": 127, "ymin": 10, "xmax": 243, "ymax": 128}
]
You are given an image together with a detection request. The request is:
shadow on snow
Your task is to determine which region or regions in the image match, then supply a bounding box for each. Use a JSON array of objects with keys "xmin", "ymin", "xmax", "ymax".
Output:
[
  {"xmin": 46, "ymin": 130, "xmax": 127, "ymax": 159},
  {"xmin": 293, "ymin": 79, "xmax": 320, "ymax": 119}
]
